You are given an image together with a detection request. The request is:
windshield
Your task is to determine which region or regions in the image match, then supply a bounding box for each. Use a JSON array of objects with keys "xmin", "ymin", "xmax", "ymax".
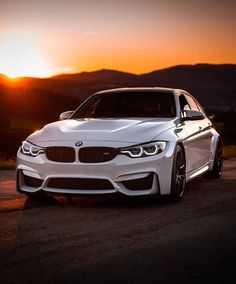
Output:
[{"xmin": 72, "ymin": 92, "xmax": 176, "ymax": 119}]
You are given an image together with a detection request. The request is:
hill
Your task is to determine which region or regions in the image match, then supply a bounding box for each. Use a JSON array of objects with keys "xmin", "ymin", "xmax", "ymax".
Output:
[
  {"xmin": 139, "ymin": 64, "xmax": 236, "ymax": 107},
  {"xmin": 52, "ymin": 64, "xmax": 236, "ymax": 106},
  {"xmin": 1, "ymin": 64, "xmax": 236, "ymax": 106}
]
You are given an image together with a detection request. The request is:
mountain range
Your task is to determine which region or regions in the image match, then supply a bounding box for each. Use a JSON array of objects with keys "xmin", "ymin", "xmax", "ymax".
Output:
[{"xmin": 1, "ymin": 63, "xmax": 236, "ymax": 107}]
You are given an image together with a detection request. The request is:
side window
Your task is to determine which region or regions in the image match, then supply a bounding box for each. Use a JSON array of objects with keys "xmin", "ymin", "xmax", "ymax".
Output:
[
  {"xmin": 185, "ymin": 94, "xmax": 200, "ymax": 111},
  {"xmin": 179, "ymin": 94, "xmax": 190, "ymax": 117},
  {"xmin": 195, "ymin": 100, "xmax": 205, "ymax": 113}
]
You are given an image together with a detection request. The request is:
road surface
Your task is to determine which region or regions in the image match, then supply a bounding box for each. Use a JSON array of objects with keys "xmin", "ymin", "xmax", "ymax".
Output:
[{"xmin": 0, "ymin": 159, "xmax": 236, "ymax": 284}]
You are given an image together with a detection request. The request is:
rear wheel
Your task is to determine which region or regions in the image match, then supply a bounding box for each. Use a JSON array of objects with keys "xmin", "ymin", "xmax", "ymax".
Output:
[
  {"xmin": 203, "ymin": 139, "xmax": 223, "ymax": 179},
  {"xmin": 170, "ymin": 144, "xmax": 186, "ymax": 202}
]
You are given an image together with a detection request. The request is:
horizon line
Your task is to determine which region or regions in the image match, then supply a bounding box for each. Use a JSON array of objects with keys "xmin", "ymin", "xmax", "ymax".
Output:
[{"xmin": 1, "ymin": 62, "xmax": 235, "ymax": 80}]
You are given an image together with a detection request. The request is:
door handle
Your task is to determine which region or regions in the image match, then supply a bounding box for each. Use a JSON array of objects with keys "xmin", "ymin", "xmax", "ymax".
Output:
[{"xmin": 199, "ymin": 126, "xmax": 202, "ymax": 131}]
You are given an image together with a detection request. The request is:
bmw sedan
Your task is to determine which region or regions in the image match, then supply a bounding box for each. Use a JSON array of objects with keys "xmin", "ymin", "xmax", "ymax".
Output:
[{"xmin": 16, "ymin": 88, "xmax": 223, "ymax": 201}]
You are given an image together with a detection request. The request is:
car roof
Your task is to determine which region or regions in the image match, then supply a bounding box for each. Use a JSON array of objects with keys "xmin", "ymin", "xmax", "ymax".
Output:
[{"xmin": 95, "ymin": 87, "xmax": 185, "ymax": 95}]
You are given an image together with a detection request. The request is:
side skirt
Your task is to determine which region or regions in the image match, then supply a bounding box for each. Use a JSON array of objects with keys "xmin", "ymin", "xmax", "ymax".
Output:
[{"xmin": 186, "ymin": 162, "xmax": 210, "ymax": 182}]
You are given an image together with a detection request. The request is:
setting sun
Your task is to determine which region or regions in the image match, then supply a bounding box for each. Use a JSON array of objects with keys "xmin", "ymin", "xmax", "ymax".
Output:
[{"xmin": 0, "ymin": 32, "xmax": 53, "ymax": 78}]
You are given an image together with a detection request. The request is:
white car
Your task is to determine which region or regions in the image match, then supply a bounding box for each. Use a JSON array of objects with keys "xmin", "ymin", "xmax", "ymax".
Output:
[{"xmin": 16, "ymin": 88, "xmax": 223, "ymax": 201}]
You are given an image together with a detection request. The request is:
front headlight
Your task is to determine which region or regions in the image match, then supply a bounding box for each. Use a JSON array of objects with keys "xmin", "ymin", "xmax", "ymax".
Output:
[
  {"xmin": 21, "ymin": 141, "xmax": 45, "ymax": 157},
  {"xmin": 120, "ymin": 141, "xmax": 167, "ymax": 158}
]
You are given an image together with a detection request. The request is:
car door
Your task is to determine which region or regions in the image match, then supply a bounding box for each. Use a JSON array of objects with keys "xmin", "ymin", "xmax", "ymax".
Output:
[{"xmin": 180, "ymin": 93, "xmax": 212, "ymax": 174}]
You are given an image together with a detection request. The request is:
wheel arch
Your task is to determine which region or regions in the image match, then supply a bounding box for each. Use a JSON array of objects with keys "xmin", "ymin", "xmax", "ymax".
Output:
[
  {"xmin": 169, "ymin": 141, "xmax": 186, "ymax": 201},
  {"xmin": 175, "ymin": 141, "xmax": 186, "ymax": 164},
  {"xmin": 210, "ymin": 131, "xmax": 222, "ymax": 165}
]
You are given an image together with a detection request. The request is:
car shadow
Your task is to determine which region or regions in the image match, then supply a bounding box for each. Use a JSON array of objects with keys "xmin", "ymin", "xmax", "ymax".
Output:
[
  {"xmin": 65, "ymin": 193, "xmax": 176, "ymax": 209},
  {"xmin": 23, "ymin": 194, "xmax": 63, "ymax": 209},
  {"xmin": 21, "ymin": 192, "xmax": 177, "ymax": 211}
]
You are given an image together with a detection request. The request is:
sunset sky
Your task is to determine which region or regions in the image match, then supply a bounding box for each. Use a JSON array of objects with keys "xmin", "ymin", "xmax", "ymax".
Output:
[{"xmin": 0, "ymin": 0, "xmax": 236, "ymax": 77}]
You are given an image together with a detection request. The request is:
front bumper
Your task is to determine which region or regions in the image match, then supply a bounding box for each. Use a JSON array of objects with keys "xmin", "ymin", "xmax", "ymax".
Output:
[{"xmin": 16, "ymin": 141, "xmax": 175, "ymax": 196}]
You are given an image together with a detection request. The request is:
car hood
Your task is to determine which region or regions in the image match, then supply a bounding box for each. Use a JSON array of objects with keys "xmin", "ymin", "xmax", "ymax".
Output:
[{"xmin": 28, "ymin": 118, "xmax": 176, "ymax": 144}]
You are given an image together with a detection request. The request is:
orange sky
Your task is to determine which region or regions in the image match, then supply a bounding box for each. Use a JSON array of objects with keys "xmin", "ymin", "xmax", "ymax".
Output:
[{"xmin": 0, "ymin": 0, "xmax": 236, "ymax": 77}]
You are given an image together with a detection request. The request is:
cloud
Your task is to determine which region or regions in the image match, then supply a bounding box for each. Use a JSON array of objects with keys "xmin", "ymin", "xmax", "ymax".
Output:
[
  {"xmin": 57, "ymin": 67, "xmax": 74, "ymax": 74},
  {"xmin": 85, "ymin": 31, "xmax": 98, "ymax": 36}
]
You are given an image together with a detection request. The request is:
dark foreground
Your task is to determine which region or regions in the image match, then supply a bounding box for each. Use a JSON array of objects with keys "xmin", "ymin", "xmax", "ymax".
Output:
[{"xmin": 0, "ymin": 160, "xmax": 236, "ymax": 284}]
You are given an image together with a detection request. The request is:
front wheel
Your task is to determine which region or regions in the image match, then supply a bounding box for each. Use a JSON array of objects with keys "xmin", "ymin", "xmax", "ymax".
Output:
[{"xmin": 170, "ymin": 144, "xmax": 186, "ymax": 202}]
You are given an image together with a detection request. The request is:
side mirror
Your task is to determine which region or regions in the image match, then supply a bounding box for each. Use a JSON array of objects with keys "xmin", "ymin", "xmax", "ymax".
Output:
[
  {"xmin": 59, "ymin": 110, "xmax": 74, "ymax": 120},
  {"xmin": 182, "ymin": 110, "xmax": 205, "ymax": 121}
]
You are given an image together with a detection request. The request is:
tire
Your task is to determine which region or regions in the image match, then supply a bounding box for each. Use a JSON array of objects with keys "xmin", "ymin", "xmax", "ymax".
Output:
[
  {"xmin": 170, "ymin": 144, "xmax": 186, "ymax": 202},
  {"xmin": 203, "ymin": 139, "xmax": 223, "ymax": 179}
]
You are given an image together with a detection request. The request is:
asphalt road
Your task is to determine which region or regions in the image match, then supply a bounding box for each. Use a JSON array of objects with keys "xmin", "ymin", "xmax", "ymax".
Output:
[{"xmin": 0, "ymin": 160, "xmax": 236, "ymax": 284}]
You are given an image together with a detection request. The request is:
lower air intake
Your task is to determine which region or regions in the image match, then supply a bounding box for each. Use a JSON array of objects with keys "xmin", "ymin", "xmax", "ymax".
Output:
[
  {"xmin": 47, "ymin": 178, "xmax": 114, "ymax": 190},
  {"xmin": 22, "ymin": 173, "xmax": 43, "ymax": 188},
  {"xmin": 122, "ymin": 173, "xmax": 154, "ymax": 190}
]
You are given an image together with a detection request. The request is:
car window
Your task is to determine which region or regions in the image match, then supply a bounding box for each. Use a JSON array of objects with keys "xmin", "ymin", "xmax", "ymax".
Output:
[
  {"xmin": 179, "ymin": 94, "xmax": 190, "ymax": 118},
  {"xmin": 73, "ymin": 92, "xmax": 177, "ymax": 118},
  {"xmin": 179, "ymin": 95, "xmax": 190, "ymax": 111},
  {"xmin": 185, "ymin": 94, "xmax": 201, "ymax": 111},
  {"xmin": 195, "ymin": 100, "xmax": 205, "ymax": 113}
]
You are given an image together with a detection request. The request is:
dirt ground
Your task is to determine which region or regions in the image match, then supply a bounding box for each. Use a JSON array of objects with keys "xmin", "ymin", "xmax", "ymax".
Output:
[{"xmin": 0, "ymin": 159, "xmax": 236, "ymax": 284}]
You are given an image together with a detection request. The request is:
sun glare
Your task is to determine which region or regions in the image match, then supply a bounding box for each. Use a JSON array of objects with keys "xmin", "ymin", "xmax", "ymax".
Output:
[{"xmin": 0, "ymin": 32, "xmax": 53, "ymax": 78}]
